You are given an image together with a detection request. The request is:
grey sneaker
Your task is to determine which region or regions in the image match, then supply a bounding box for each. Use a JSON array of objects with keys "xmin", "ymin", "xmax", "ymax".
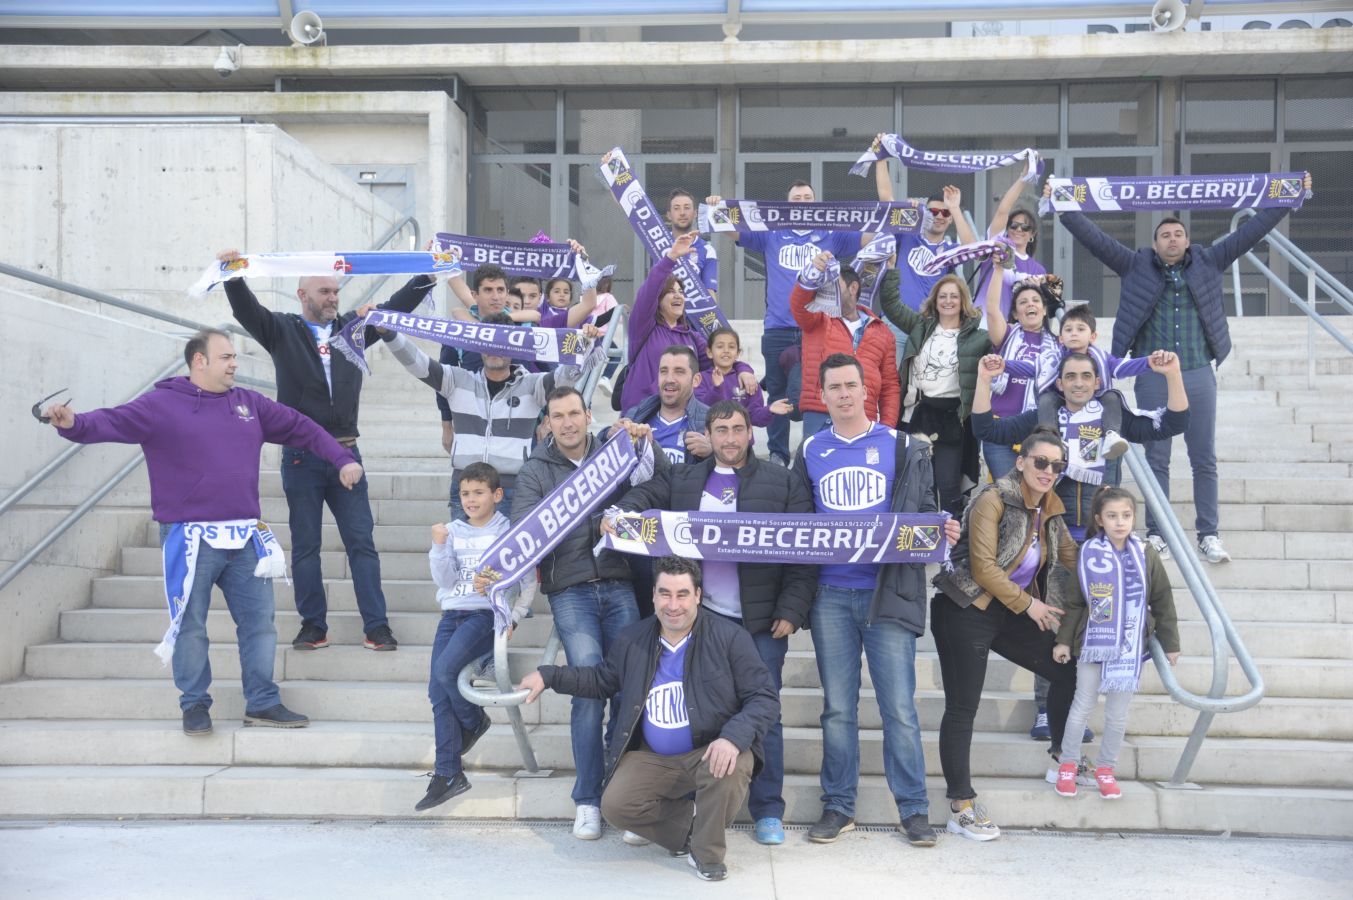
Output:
[
  {"xmin": 807, "ymin": 809, "xmax": 855, "ymax": 843},
  {"xmin": 1146, "ymin": 533, "xmax": 1171, "ymax": 561},
  {"xmin": 946, "ymin": 800, "xmax": 1000, "ymax": 842},
  {"xmin": 900, "ymin": 813, "xmax": 937, "ymax": 847},
  {"xmin": 243, "ymin": 703, "xmax": 309, "ymax": 728},
  {"xmin": 687, "ymin": 852, "xmax": 727, "ymax": 882},
  {"xmin": 182, "ymin": 703, "xmax": 212, "ymax": 736},
  {"xmin": 1199, "ymin": 535, "xmax": 1231, "ymax": 564}
]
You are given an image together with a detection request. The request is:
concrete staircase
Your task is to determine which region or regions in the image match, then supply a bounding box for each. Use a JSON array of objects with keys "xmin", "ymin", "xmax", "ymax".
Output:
[{"xmin": 2, "ymin": 319, "xmax": 1352, "ymax": 837}]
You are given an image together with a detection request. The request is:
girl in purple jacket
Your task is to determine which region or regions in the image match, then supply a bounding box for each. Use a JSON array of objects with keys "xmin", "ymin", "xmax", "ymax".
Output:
[{"xmin": 695, "ymin": 327, "xmax": 791, "ymax": 430}]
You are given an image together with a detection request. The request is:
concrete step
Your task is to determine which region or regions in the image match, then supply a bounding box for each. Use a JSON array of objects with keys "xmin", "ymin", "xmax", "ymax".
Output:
[
  {"xmin": 118, "ymin": 546, "xmax": 435, "ymax": 581},
  {"xmin": 3, "ymin": 719, "xmax": 1350, "ymax": 790},
  {"xmin": 54, "ymin": 607, "xmax": 1353, "ymax": 660},
  {"xmin": 2, "ymin": 678, "xmax": 1349, "ymax": 740},
  {"xmin": 141, "ymin": 521, "xmax": 439, "ymax": 554},
  {"xmin": 0, "ymin": 764, "xmax": 1348, "ymax": 837},
  {"xmin": 26, "ymin": 641, "xmax": 1353, "ymax": 701},
  {"xmin": 87, "ymin": 576, "xmax": 1353, "ymax": 626}
]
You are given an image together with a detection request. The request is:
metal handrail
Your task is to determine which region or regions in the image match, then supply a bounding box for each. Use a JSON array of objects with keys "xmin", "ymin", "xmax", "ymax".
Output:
[
  {"xmin": 1227, "ymin": 208, "xmax": 1353, "ymax": 321},
  {"xmin": 1123, "ymin": 445, "xmax": 1265, "ymax": 787},
  {"xmin": 342, "ymin": 215, "xmax": 422, "ymax": 311},
  {"xmin": 458, "ymin": 625, "xmax": 563, "ymax": 774},
  {"xmin": 579, "ymin": 303, "xmax": 628, "ymax": 408},
  {"xmin": 0, "ymin": 261, "xmax": 258, "ymax": 340}
]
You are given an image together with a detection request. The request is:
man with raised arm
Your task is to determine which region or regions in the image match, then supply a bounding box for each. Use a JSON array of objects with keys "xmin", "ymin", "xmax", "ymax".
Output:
[
  {"xmin": 1044, "ymin": 171, "xmax": 1312, "ymax": 563},
  {"xmin": 43, "ymin": 329, "xmax": 362, "ymax": 735},
  {"xmin": 218, "ymin": 249, "xmax": 431, "ymax": 653}
]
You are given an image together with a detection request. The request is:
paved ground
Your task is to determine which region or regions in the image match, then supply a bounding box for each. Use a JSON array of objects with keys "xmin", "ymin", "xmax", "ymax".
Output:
[{"xmin": 2, "ymin": 820, "xmax": 1349, "ymax": 898}]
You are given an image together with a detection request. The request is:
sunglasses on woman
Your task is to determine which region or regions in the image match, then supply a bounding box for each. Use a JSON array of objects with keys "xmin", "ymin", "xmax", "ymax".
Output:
[
  {"xmin": 1008, "ymin": 221, "xmax": 1035, "ymax": 233},
  {"xmin": 1027, "ymin": 455, "xmax": 1068, "ymax": 474}
]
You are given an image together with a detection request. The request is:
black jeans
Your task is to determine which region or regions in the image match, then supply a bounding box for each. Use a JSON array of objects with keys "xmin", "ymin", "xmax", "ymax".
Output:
[{"xmin": 930, "ymin": 595, "xmax": 1076, "ymax": 801}]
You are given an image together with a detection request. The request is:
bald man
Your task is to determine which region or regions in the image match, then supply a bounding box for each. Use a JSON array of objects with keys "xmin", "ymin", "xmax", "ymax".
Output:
[{"xmin": 219, "ymin": 250, "xmax": 437, "ymax": 654}]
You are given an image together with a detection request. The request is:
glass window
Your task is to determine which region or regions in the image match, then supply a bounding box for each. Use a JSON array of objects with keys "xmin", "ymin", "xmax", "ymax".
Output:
[
  {"xmin": 740, "ymin": 87, "xmax": 892, "ymax": 152},
  {"xmin": 1186, "ymin": 151, "xmax": 1273, "ymax": 315},
  {"xmin": 470, "ymin": 161, "xmax": 552, "ymax": 242},
  {"xmin": 471, "ymin": 90, "xmax": 556, "ymax": 155},
  {"xmin": 566, "ymin": 163, "xmax": 638, "ymax": 309},
  {"xmin": 1068, "ymin": 81, "xmax": 1158, "ymax": 148},
  {"xmin": 1288, "ymin": 149, "xmax": 1353, "ymax": 309},
  {"xmin": 1067, "ymin": 157, "xmax": 1155, "ymax": 317},
  {"xmin": 1284, "ymin": 76, "xmax": 1353, "ymax": 142},
  {"xmin": 1184, "ymin": 80, "xmax": 1276, "ymax": 144},
  {"xmin": 565, "ymin": 90, "xmax": 717, "ymax": 155},
  {"xmin": 901, "ymin": 84, "xmax": 1059, "ymax": 151}
]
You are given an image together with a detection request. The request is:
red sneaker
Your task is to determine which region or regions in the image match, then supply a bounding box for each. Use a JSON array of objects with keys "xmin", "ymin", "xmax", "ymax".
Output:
[
  {"xmin": 1095, "ymin": 767, "xmax": 1121, "ymax": 800},
  {"xmin": 1055, "ymin": 761, "xmax": 1079, "ymax": 797}
]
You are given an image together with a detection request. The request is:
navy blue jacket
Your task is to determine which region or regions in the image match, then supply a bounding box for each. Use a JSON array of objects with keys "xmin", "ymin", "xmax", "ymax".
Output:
[{"xmin": 1059, "ymin": 206, "xmax": 1291, "ymax": 366}]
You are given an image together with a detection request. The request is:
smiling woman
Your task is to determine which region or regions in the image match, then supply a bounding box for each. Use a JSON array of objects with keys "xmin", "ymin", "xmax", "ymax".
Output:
[{"xmin": 929, "ymin": 424, "xmax": 1081, "ymax": 843}]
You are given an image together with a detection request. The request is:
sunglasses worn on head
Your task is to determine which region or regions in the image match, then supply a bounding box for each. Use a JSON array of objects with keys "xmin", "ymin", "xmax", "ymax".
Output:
[
  {"xmin": 1008, "ymin": 222, "xmax": 1035, "ymax": 233},
  {"xmin": 1027, "ymin": 455, "xmax": 1067, "ymax": 474},
  {"xmin": 927, "ymin": 207, "xmax": 952, "ymax": 218}
]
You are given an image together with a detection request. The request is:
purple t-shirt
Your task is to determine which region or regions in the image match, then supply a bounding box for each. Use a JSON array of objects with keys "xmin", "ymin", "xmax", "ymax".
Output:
[
  {"xmin": 643, "ymin": 635, "xmax": 693, "ymax": 755},
  {"xmin": 538, "ymin": 304, "xmax": 570, "ymax": 329},
  {"xmin": 741, "ymin": 229, "xmax": 860, "ymax": 329},
  {"xmin": 699, "ymin": 468, "xmax": 742, "ymax": 618},
  {"xmin": 896, "ymin": 232, "xmax": 958, "ymax": 312},
  {"xmin": 1007, "ymin": 510, "xmax": 1042, "ymax": 589},
  {"xmin": 990, "ymin": 329, "xmax": 1048, "ymax": 418}
]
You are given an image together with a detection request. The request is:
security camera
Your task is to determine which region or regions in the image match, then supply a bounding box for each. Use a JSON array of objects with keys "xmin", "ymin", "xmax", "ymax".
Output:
[{"xmin": 214, "ymin": 45, "xmax": 240, "ymax": 78}]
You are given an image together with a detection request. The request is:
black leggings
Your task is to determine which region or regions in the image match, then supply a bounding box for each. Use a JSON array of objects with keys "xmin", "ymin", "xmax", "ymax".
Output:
[{"xmin": 930, "ymin": 595, "xmax": 1077, "ymax": 801}]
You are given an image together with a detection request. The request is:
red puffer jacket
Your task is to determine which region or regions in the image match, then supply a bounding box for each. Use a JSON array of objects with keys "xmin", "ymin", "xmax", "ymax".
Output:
[{"xmin": 791, "ymin": 284, "xmax": 900, "ymax": 424}]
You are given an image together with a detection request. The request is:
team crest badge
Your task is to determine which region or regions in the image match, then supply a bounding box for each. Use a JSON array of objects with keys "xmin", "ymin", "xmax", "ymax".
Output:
[
  {"xmin": 866, "ymin": 446, "xmax": 880, "ymax": 465},
  {"xmin": 720, "ymin": 488, "xmax": 736, "ymax": 504},
  {"xmin": 234, "ymin": 404, "xmax": 254, "ymax": 422}
]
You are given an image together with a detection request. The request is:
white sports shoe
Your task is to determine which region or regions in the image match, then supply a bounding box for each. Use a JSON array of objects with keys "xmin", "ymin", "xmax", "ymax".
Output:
[
  {"xmin": 1146, "ymin": 534, "xmax": 1171, "ymax": 561},
  {"xmin": 573, "ymin": 804, "xmax": 603, "ymax": 840},
  {"xmin": 1102, "ymin": 430, "xmax": 1130, "ymax": 460},
  {"xmin": 621, "ymin": 830, "xmax": 651, "ymax": 846},
  {"xmin": 1199, "ymin": 535, "xmax": 1231, "ymax": 564}
]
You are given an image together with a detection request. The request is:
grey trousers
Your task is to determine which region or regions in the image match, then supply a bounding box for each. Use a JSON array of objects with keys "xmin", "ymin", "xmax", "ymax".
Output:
[
  {"xmin": 601, "ymin": 746, "xmax": 753, "ymax": 865},
  {"xmin": 1059, "ymin": 659, "xmax": 1134, "ymax": 769}
]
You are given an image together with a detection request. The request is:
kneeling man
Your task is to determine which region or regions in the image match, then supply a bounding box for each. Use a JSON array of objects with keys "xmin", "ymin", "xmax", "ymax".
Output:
[{"xmin": 517, "ymin": 556, "xmax": 778, "ymax": 882}]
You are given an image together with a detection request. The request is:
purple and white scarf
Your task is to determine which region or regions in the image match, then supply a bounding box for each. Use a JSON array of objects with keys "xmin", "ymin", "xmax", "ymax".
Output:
[
  {"xmin": 853, "ymin": 234, "xmax": 896, "ymax": 312},
  {"xmin": 188, "ymin": 250, "xmax": 467, "ymax": 296},
  {"xmin": 921, "ymin": 236, "xmax": 1014, "ymax": 277},
  {"xmin": 598, "ymin": 509, "xmax": 951, "ymax": 566},
  {"xmin": 993, "ymin": 327, "xmax": 1060, "ymax": 411},
  {"xmin": 850, "ymin": 133, "xmax": 1042, "ymax": 182},
  {"xmin": 1041, "ymin": 173, "xmax": 1309, "ymax": 214},
  {"xmin": 475, "ymin": 430, "xmax": 652, "ymax": 632},
  {"xmin": 431, "ymin": 232, "xmax": 614, "ymax": 290},
  {"xmin": 598, "ymin": 147, "xmax": 728, "ymax": 336},
  {"xmin": 328, "ymin": 309, "xmax": 596, "ymax": 376},
  {"xmin": 1078, "ymin": 534, "xmax": 1150, "ymax": 693},
  {"xmin": 699, "ymin": 199, "xmax": 922, "ymax": 234},
  {"xmin": 800, "ymin": 256, "xmax": 843, "ymax": 316}
]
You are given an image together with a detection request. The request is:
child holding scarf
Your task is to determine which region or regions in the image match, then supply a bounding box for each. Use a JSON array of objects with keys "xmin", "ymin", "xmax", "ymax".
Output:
[{"xmin": 1051, "ymin": 487, "xmax": 1179, "ymax": 799}]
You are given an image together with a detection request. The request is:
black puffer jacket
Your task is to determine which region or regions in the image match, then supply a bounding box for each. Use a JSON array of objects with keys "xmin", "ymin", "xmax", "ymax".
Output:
[
  {"xmin": 616, "ymin": 454, "xmax": 819, "ymax": 633},
  {"xmin": 510, "ymin": 431, "xmax": 668, "ymax": 596},
  {"xmin": 225, "ymin": 275, "xmax": 435, "ymax": 438},
  {"xmin": 539, "ymin": 610, "xmax": 779, "ymax": 787}
]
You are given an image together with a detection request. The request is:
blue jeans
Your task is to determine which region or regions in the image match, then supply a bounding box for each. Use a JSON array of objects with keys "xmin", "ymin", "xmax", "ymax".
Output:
[
  {"xmin": 761, "ymin": 327, "xmax": 801, "ymax": 461},
  {"xmin": 280, "ymin": 445, "xmax": 387, "ymax": 634},
  {"xmin": 1136, "ymin": 365, "xmax": 1219, "ymax": 538},
  {"xmin": 429, "ymin": 609, "xmax": 495, "ymax": 777},
  {"xmin": 801, "ymin": 410, "xmax": 832, "ymax": 442},
  {"xmin": 160, "ymin": 524, "xmax": 280, "ymax": 713},
  {"xmin": 448, "ymin": 470, "xmax": 514, "ymax": 522},
  {"xmin": 982, "ymin": 440, "xmax": 1019, "ymax": 480},
  {"xmin": 706, "ymin": 609, "xmax": 789, "ymax": 820},
  {"xmin": 548, "ymin": 579, "xmax": 640, "ymax": 807},
  {"xmin": 809, "ymin": 584, "xmax": 928, "ymax": 820}
]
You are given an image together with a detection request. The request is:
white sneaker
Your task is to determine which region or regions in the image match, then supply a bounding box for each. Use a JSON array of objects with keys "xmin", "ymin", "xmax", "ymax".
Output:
[
  {"xmin": 1146, "ymin": 534, "xmax": 1171, "ymax": 561},
  {"xmin": 1102, "ymin": 430, "xmax": 1129, "ymax": 460},
  {"xmin": 1199, "ymin": 535, "xmax": 1231, "ymax": 564},
  {"xmin": 573, "ymin": 804, "xmax": 603, "ymax": 840},
  {"xmin": 946, "ymin": 800, "xmax": 1000, "ymax": 842},
  {"xmin": 621, "ymin": 830, "xmax": 651, "ymax": 846}
]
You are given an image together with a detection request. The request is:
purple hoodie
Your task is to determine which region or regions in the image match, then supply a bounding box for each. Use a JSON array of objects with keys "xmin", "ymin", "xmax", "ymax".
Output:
[
  {"xmin": 695, "ymin": 360, "xmax": 773, "ymax": 427},
  {"xmin": 619, "ymin": 256, "xmax": 711, "ymax": 412},
  {"xmin": 57, "ymin": 376, "xmax": 356, "ymax": 523}
]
